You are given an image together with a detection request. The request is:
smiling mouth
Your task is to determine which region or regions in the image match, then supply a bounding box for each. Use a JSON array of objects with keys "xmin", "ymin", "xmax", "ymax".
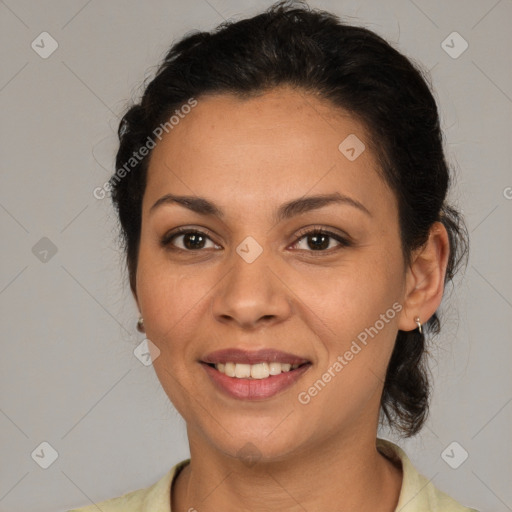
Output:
[{"xmin": 203, "ymin": 361, "xmax": 311, "ymax": 379}]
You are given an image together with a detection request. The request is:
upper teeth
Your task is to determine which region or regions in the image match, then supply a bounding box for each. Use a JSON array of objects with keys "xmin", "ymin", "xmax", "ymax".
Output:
[{"xmin": 215, "ymin": 362, "xmax": 301, "ymax": 379}]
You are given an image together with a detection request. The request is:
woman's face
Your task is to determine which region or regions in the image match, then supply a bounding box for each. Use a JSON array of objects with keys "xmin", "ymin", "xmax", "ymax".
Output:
[{"xmin": 136, "ymin": 86, "xmax": 411, "ymax": 461}]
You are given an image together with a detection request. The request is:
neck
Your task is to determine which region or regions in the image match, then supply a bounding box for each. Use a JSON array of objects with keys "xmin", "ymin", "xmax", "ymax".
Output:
[{"xmin": 172, "ymin": 428, "xmax": 402, "ymax": 512}]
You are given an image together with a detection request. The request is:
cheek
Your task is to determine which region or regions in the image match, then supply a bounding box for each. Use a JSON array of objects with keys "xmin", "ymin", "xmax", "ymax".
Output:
[
  {"xmin": 294, "ymin": 253, "xmax": 403, "ymax": 402},
  {"xmin": 135, "ymin": 247, "xmax": 221, "ymax": 360},
  {"xmin": 136, "ymin": 248, "xmax": 188, "ymax": 336},
  {"xmin": 295, "ymin": 277, "xmax": 401, "ymax": 424},
  {"xmin": 138, "ymin": 273, "xmax": 200, "ymax": 333},
  {"xmin": 294, "ymin": 253, "xmax": 401, "ymax": 341}
]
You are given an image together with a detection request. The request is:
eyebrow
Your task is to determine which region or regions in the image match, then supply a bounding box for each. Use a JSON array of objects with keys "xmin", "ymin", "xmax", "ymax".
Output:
[{"xmin": 149, "ymin": 192, "xmax": 372, "ymax": 221}]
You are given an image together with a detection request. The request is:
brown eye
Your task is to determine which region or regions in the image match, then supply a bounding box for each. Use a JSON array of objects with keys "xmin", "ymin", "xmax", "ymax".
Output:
[
  {"xmin": 292, "ymin": 228, "xmax": 351, "ymax": 252},
  {"xmin": 161, "ymin": 229, "xmax": 220, "ymax": 251}
]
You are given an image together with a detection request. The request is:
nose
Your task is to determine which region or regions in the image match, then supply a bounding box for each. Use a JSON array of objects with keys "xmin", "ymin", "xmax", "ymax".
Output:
[{"xmin": 210, "ymin": 247, "xmax": 293, "ymax": 330}]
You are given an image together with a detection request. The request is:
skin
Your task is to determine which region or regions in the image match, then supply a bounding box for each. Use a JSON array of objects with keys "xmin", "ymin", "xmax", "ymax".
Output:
[{"xmin": 133, "ymin": 85, "xmax": 450, "ymax": 512}]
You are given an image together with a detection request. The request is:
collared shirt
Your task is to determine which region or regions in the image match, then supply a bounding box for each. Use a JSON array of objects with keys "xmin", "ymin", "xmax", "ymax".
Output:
[{"xmin": 68, "ymin": 438, "xmax": 479, "ymax": 511}]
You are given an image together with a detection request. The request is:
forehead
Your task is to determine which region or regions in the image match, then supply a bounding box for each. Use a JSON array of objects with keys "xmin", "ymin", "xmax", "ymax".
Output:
[{"xmin": 143, "ymin": 86, "xmax": 395, "ymax": 220}]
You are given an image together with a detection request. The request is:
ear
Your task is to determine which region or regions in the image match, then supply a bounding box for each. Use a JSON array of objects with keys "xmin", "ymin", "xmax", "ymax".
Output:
[
  {"xmin": 398, "ymin": 222, "xmax": 450, "ymax": 332},
  {"xmin": 130, "ymin": 275, "xmax": 140, "ymax": 312},
  {"xmin": 132, "ymin": 290, "xmax": 140, "ymax": 310}
]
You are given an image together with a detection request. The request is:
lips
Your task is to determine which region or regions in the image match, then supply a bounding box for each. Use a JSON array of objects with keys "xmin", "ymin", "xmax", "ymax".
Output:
[
  {"xmin": 202, "ymin": 348, "xmax": 310, "ymax": 366},
  {"xmin": 201, "ymin": 362, "xmax": 311, "ymax": 400},
  {"xmin": 200, "ymin": 348, "xmax": 312, "ymax": 400}
]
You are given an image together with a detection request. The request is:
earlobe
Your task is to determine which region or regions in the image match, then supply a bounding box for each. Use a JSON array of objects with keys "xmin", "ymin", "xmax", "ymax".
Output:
[
  {"xmin": 398, "ymin": 222, "xmax": 450, "ymax": 332},
  {"xmin": 131, "ymin": 287, "xmax": 139, "ymax": 309},
  {"xmin": 130, "ymin": 273, "xmax": 139, "ymax": 309},
  {"xmin": 131, "ymin": 282, "xmax": 143, "ymax": 326},
  {"xmin": 131, "ymin": 290, "xmax": 145, "ymax": 333}
]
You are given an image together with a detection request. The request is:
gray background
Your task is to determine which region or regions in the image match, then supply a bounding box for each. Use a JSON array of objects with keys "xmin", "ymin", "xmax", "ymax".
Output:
[{"xmin": 0, "ymin": 0, "xmax": 511, "ymax": 511}]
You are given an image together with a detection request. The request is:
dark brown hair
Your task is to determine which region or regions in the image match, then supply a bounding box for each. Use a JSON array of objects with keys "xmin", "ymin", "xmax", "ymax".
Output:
[{"xmin": 111, "ymin": 0, "xmax": 469, "ymax": 437}]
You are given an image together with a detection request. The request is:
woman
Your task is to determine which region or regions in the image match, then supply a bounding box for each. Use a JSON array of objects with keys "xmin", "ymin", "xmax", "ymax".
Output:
[{"xmin": 71, "ymin": 1, "xmax": 478, "ymax": 510}]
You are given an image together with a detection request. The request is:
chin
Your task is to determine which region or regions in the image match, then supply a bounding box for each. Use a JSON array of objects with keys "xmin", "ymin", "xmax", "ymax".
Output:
[{"xmin": 205, "ymin": 420, "xmax": 307, "ymax": 464}]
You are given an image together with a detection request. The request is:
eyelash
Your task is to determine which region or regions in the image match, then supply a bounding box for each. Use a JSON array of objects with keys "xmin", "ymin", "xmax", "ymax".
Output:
[{"xmin": 160, "ymin": 225, "xmax": 352, "ymax": 254}]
